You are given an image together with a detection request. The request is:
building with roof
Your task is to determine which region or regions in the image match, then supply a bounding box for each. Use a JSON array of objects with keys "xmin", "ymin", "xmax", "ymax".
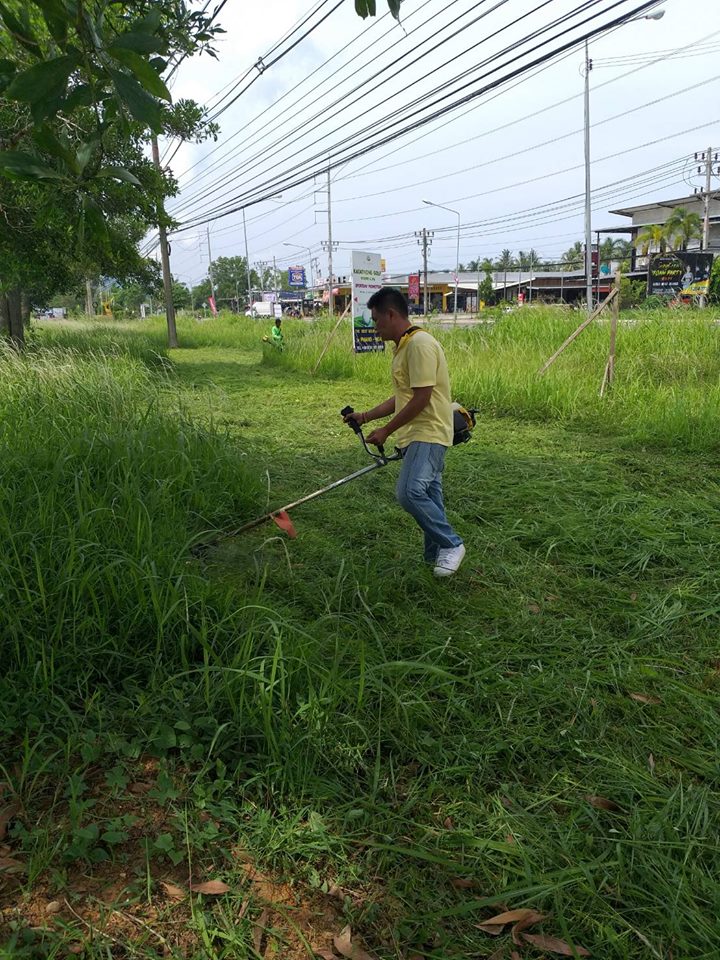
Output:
[{"xmin": 600, "ymin": 193, "xmax": 720, "ymax": 267}]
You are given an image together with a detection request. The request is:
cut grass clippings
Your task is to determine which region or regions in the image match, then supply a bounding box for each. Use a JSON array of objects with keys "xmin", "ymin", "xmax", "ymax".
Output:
[{"xmin": 1, "ymin": 310, "xmax": 720, "ymax": 959}]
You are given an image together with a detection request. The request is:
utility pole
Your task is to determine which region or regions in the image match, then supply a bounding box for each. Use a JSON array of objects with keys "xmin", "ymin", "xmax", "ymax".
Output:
[
  {"xmin": 583, "ymin": 40, "xmax": 593, "ymax": 316},
  {"xmin": 317, "ymin": 165, "xmax": 339, "ymax": 316},
  {"xmin": 273, "ymin": 254, "xmax": 279, "ymax": 304},
  {"xmin": 698, "ymin": 146, "xmax": 718, "ymax": 250},
  {"xmin": 151, "ymin": 135, "xmax": 178, "ymax": 347},
  {"xmin": 695, "ymin": 146, "xmax": 719, "ymax": 307},
  {"xmin": 242, "ymin": 208, "xmax": 252, "ymax": 308},
  {"xmin": 206, "ymin": 227, "xmax": 216, "ymax": 306},
  {"xmin": 415, "ymin": 228, "xmax": 433, "ymax": 315}
]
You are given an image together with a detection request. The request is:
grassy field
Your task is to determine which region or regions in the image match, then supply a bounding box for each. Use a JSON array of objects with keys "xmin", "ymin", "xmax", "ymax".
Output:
[{"xmin": 1, "ymin": 309, "xmax": 719, "ymax": 959}]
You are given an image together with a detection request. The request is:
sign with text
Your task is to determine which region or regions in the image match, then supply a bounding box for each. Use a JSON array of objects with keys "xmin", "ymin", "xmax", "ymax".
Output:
[
  {"xmin": 351, "ymin": 250, "xmax": 385, "ymax": 353},
  {"xmin": 288, "ymin": 266, "xmax": 306, "ymax": 287},
  {"xmin": 649, "ymin": 252, "xmax": 714, "ymax": 298},
  {"xmin": 408, "ymin": 273, "xmax": 420, "ymax": 299}
]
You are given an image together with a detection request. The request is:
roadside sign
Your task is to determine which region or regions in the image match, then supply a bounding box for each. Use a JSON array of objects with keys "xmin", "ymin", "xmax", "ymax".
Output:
[
  {"xmin": 351, "ymin": 251, "xmax": 385, "ymax": 353},
  {"xmin": 288, "ymin": 266, "xmax": 306, "ymax": 287}
]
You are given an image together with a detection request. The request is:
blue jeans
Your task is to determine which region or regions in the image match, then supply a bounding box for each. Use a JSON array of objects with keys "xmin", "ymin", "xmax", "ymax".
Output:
[{"xmin": 396, "ymin": 442, "xmax": 463, "ymax": 562}]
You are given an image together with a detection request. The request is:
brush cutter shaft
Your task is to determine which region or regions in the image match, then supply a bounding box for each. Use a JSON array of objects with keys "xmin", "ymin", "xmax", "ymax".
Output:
[{"xmin": 224, "ymin": 459, "xmax": 391, "ymax": 538}]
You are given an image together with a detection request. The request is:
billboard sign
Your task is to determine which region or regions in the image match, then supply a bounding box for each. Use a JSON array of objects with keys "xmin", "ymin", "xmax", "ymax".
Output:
[
  {"xmin": 649, "ymin": 252, "xmax": 714, "ymax": 298},
  {"xmin": 288, "ymin": 266, "xmax": 306, "ymax": 287},
  {"xmin": 408, "ymin": 273, "xmax": 420, "ymax": 299},
  {"xmin": 351, "ymin": 251, "xmax": 385, "ymax": 353}
]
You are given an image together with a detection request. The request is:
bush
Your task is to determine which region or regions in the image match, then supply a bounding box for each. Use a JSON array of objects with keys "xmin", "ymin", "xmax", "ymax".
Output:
[{"xmin": 620, "ymin": 277, "xmax": 647, "ymax": 309}]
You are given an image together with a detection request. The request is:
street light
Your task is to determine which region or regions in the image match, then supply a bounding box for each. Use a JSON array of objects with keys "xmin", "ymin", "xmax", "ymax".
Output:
[
  {"xmin": 283, "ymin": 242, "xmax": 314, "ymax": 317},
  {"xmin": 584, "ymin": 8, "xmax": 664, "ymax": 315},
  {"xmin": 423, "ymin": 198, "xmax": 460, "ymax": 324}
]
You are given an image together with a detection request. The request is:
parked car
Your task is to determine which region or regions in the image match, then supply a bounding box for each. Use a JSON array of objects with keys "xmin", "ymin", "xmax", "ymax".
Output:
[{"xmin": 408, "ymin": 303, "xmax": 424, "ymax": 315}]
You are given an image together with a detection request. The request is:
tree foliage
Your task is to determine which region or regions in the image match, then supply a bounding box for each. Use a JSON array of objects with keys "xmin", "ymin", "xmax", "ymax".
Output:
[{"xmin": 0, "ymin": 0, "xmax": 222, "ymax": 344}]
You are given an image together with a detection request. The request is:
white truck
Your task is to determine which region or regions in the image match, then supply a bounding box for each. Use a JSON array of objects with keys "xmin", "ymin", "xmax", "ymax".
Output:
[{"xmin": 245, "ymin": 301, "xmax": 274, "ymax": 318}]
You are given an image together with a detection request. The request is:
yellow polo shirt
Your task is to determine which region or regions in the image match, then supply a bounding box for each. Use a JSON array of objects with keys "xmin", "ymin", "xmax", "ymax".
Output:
[{"xmin": 391, "ymin": 329, "xmax": 453, "ymax": 448}]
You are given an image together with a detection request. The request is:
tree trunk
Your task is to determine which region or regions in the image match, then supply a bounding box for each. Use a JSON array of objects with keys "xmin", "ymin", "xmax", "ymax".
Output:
[
  {"xmin": 85, "ymin": 278, "xmax": 94, "ymax": 316},
  {"xmin": 1, "ymin": 289, "xmax": 25, "ymax": 347}
]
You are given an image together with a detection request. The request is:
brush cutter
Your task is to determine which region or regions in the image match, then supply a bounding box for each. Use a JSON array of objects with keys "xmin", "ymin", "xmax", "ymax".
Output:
[{"xmin": 193, "ymin": 404, "xmax": 477, "ymax": 552}]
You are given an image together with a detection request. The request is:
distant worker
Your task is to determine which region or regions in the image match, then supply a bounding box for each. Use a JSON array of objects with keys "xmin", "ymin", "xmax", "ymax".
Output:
[{"xmin": 263, "ymin": 317, "xmax": 284, "ymax": 350}]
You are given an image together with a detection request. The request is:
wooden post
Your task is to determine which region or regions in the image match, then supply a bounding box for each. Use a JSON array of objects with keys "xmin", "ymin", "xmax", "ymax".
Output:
[
  {"xmin": 537, "ymin": 287, "xmax": 617, "ymax": 376},
  {"xmin": 600, "ymin": 271, "xmax": 621, "ymax": 397},
  {"xmin": 310, "ymin": 302, "xmax": 351, "ymax": 376}
]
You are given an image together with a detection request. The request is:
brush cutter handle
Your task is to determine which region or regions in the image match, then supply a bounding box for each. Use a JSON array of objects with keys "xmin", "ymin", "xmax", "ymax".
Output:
[{"xmin": 340, "ymin": 405, "xmax": 386, "ymax": 459}]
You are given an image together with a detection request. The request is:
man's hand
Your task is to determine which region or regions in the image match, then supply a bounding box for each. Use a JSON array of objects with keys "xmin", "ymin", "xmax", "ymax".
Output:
[
  {"xmin": 366, "ymin": 426, "xmax": 391, "ymax": 447},
  {"xmin": 343, "ymin": 410, "xmax": 364, "ymax": 426}
]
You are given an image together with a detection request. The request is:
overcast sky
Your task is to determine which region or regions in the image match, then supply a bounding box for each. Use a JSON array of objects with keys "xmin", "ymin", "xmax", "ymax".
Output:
[{"xmin": 160, "ymin": 0, "xmax": 719, "ymax": 287}]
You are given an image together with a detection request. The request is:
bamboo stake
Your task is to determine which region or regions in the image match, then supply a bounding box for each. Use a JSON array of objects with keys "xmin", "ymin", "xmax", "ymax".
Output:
[
  {"xmin": 538, "ymin": 287, "xmax": 617, "ymax": 376},
  {"xmin": 310, "ymin": 302, "xmax": 351, "ymax": 375},
  {"xmin": 600, "ymin": 272, "xmax": 621, "ymax": 397}
]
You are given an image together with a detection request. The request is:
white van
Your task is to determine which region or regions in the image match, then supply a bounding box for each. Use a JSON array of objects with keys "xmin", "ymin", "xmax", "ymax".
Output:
[{"xmin": 245, "ymin": 301, "xmax": 273, "ymax": 318}]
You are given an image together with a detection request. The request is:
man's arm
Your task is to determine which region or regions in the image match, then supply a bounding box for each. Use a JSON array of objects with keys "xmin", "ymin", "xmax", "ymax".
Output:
[
  {"xmin": 366, "ymin": 386, "xmax": 432, "ymax": 446},
  {"xmin": 344, "ymin": 397, "xmax": 395, "ymax": 426}
]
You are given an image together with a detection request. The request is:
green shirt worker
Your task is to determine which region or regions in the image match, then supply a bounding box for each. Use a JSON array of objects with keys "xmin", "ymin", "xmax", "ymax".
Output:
[
  {"xmin": 271, "ymin": 318, "xmax": 284, "ymax": 349},
  {"xmin": 345, "ymin": 287, "xmax": 465, "ymax": 577}
]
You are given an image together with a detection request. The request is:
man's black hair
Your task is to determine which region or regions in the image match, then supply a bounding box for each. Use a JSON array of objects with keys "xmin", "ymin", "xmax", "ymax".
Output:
[{"xmin": 367, "ymin": 286, "xmax": 408, "ymax": 318}]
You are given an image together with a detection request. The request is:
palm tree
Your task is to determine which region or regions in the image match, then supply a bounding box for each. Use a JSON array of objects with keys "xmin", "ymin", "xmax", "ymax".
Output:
[
  {"xmin": 496, "ymin": 249, "xmax": 514, "ymax": 300},
  {"xmin": 561, "ymin": 241, "xmax": 583, "ymax": 271},
  {"xmin": 599, "ymin": 237, "xmax": 632, "ymax": 272},
  {"xmin": 634, "ymin": 224, "xmax": 669, "ymax": 257},
  {"xmin": 665, "ymin": 207, "xmax": 703, "ymax": 251}
]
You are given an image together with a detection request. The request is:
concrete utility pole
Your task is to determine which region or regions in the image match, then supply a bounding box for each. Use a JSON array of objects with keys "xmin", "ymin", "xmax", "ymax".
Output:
[
  {"xmin": 242, "ymin": 208, "xmax": 252, "ymax": 307},
  {"xmin": 415, "ymin": 228, "xmax": 433, "ymax": 315},
  {"xmin": 699, "ymin": 146, "xmax": 718, "ymax": 250},
  {"xmin": 206, "ymin": 228, "xmax": 217, "ymax": 310},
  {"xmin": 151, "ymin": 136, "xmax": 178, "ymax": 347},
  {"xmin": 583, "ymin": 40, "xmax": 593, "ymax": 316}
]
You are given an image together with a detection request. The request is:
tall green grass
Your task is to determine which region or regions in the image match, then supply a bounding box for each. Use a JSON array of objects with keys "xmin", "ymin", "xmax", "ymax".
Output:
[{"xmin": 267, "ymin": 308, "xmax": 720, "ymax": 451}]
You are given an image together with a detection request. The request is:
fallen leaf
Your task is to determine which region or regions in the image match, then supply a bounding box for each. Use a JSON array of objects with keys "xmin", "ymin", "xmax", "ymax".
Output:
[
  {"xmin": 587, "ymin": 796, "xmax": 622, "ymax": 812},
  {"xmin": 523, "ymin": 931, "xmax": 591, "ymax": 956},
  {"xmin": 443, "ymin": 816, "xmax": 455, "ymax": 829},
  {"xmin": 189, "ymin": 879, "xmax": 230, "ymax": 895},
  {"xmin": 648, "ymin": 753, "xmax": 655, "ymax": 773},
  {"xmin": 313, "ymin": 950, "xmax": 338, "ymax": 960},
  {"xmin": 629, "ymin": 692, "xmax": 661, "ymax": 705},
  {"xmin": 528, "ymin": 602, "xmax": 541, "ymax": 614},
  {"xmin": 0, "ymin": 857, "xmax": 25, "ymax": 874},
  {"xmin": 129, "ymin": 781, "xmax": 154, "ymax": 794},
  {"xmin": 511, "ymin": 952, "xmax": 522, "ymax": 960},
  {"xmin": 253, "ymin": 906, "xmax": 270, "ymax": 955},
  {"xmin": 68, "ymin": 944, "xmax": 84, "ymax": 955},
  {"xmin": 476, "ymin": 923, "xmax": 504, "ymax": 936},
  {"xmin": 482, "ymin": 908, "xmax": 545, "ymax": 928},
  {"xmin": 450, "ymin": 876, "xmax": 474, "ymax": 889},
  {"xmin": 0, "ymin": 802, "xmax": 20, "ymax": 842},
  {"xmin": 511, "ymin": 911, "xmax": 547, "ymax": 945},
  {"xmin": 333, "ymin": 925, "xmax": 378, "ymax": 960},
  {"xmin": 45, "ymin": 901, "xmax": 62, "ymax": 915},
  {"xmin": 161, "ymin": 881, "xmax": 186, "ymax": 900}
]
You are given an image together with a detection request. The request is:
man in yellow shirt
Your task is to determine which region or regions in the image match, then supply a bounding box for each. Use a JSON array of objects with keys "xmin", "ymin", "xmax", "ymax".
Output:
[{"xmin": 346, "ymin": 287, "xmax": 465, "ymax": 577}]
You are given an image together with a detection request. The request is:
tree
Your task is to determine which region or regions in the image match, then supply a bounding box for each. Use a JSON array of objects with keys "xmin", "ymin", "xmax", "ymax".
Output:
[
  {"xmin": 561, "ymin": 241, "xmax": 583, "ymax": 271},
  {"xmin": 0, "ymin": 0, "xmax": 223, "ymax": 346},
  {"xmin": 478, "ymin": 271, "xmax": 495, "ymax": 306},
  {"xmin": 709, "ymin": 257, "xmax": 720, "ymax": 304},
  {"xmin": 496, "ymin": 249, "xmax": 515, "ymax": 300},
  {"xmin": 171, "ymin": 281, "xmax": 191, "ymax": 310},
  {"xmin": 635, "ymin": 224, "xmax": 668, "ymax": 256},
  {"xmin": 665, "ymin": 207, "xmax": 702, "ymax": 251}
]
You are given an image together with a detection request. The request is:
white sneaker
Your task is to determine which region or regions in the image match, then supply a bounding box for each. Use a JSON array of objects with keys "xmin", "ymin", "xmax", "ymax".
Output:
[{"xmin": 433, "ymin": 544, "xmax": 466, "ymax": 578}]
